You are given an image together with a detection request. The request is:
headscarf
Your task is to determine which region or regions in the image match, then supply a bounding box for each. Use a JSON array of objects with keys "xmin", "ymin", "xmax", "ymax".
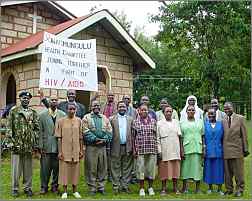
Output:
[{"xmin": 180, "ymin": 95, "xmax": 203, "ymax": 121}]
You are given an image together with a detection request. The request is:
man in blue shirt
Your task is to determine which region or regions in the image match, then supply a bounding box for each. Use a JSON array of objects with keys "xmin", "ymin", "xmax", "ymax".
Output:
[{"xmin": 110, "ymin": 101, "xmax": 134, "ymax": 194}]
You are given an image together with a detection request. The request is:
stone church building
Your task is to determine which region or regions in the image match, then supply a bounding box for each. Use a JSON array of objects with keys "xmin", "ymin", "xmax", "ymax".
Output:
[{"xmin": 0, "ymin": 1, "xmax": 155, "ymax": 112}]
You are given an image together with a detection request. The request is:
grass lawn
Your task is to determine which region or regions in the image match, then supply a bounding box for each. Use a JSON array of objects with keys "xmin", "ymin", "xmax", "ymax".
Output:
[{"xmin": 0, "ymin": 121, "xmax": 251, "ymax": 200}]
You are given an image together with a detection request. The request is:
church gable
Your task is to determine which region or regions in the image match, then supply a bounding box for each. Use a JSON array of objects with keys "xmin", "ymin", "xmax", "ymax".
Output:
[{"xmin": 1, "ymin": 1, "xmax": 75, "ymax": 49}]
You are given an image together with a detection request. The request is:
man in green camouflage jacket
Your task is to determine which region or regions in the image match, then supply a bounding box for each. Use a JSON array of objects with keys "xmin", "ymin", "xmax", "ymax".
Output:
[{"xmin": 6, "ymin": 91, "xmax": 40, "ymax": 197}]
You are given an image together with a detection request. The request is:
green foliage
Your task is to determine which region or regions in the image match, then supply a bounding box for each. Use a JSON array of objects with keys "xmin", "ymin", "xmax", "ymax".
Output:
[{"xmin": 133, "ymin": 1, "xmax": 250, "ymax": 117}]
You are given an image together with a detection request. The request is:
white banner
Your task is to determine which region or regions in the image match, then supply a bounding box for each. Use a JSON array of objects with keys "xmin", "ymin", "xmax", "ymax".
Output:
[{"xmin": 39, "ymin": 32, "xmax": 98, "ymax": 91}]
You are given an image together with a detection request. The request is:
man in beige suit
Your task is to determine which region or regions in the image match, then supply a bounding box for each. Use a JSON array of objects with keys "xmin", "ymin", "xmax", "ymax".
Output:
[
  {"xmin": 110, "ymin": 101, "xmax": 133, "ymax": 194},
  {"xmin": 223, "ymin": 102, "xmax": 249, "ymax": 197}
]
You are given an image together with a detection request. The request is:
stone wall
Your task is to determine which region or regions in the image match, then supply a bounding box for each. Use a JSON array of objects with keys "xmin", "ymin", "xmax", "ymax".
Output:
[
  {"xmin": 71, "ymin": 23, "xmax": 134, "ymax": 105},
  {"xmin": 1, "ymin": 2, "xmax": 68, "ymax": 49},
  {"xmin": 0, "ymin": 55, "xmax": 67, "ymax": 112},
  {"xmin": 1, "ymin": 23, "xmax": 134, "ymax": 112}
]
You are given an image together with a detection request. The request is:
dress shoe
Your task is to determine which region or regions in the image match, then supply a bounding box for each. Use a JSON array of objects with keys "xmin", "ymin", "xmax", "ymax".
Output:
[
  {"xmin": 12, "ymin": 190, "xmax": 19, "ymax": 197},
  {"xmin": 51, "ymin": 186, "xmax": 58, "ymax": 193},
  {"xmin": 121, "ymin": 187, "xmax": 132, "ymax": 194},
  {"xmin": 24, "ymin": 189, "xmax": 33, "ymax": 197},
  {"xmin": 234, "ymin": 191, "xmax": 243, "ymax": 197},
  {"xmin": 160, "ymin": 190, "xmax": 167, "ymax": 196},
  {"xmin": 98, "ymin": 189, "xmax": 106, "ymax": 195},
  {"xmin": 224, "ymin": 191, "xmax": 233, "ymax": 195},
  {"xmin": 40, "ymin": 188, "xmax": 48, "ymax": 194},
  {"xmin": 113, "ymin": 188, "xmax": 119, "ymax": 195},
  {"xmin": 88, "ymin": 191, "xmax": 96, "ymax": 196}
]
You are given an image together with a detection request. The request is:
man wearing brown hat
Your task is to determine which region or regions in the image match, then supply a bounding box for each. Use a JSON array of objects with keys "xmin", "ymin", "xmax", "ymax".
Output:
[
  {"xmin": 6, "ymin": 91, "xmax": 40, "ymax": 197},
  {"xmin": 39, "ymin": 95, "xmax": 66, "ymax": 194}
]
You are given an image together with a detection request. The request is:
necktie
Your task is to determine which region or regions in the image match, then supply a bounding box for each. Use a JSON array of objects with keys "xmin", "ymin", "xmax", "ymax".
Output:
[{"xmin": 228, "ymin": 116, "xmax": 231, "ymax": 128}]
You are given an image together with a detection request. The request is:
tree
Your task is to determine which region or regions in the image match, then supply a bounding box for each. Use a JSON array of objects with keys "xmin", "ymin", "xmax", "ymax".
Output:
[{"xmin": 149, "ymin": 1, "xmax": 250, "ymax": 117}]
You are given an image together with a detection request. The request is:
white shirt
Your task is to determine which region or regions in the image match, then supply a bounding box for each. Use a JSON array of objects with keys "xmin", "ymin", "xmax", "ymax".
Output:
[{"xmin": 118, "ymin": 114, "xmax": 127, "ymax": 144}]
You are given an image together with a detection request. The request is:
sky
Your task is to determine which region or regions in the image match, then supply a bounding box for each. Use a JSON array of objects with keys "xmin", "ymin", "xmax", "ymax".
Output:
[{"xmin": 56, "ymin": 1, "xmax": 162, "ymax": 37}]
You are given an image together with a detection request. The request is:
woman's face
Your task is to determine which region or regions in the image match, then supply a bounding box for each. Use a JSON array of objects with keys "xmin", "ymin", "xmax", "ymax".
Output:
[
  {"xmin": 186, "ymin": 105, "xmax": 195, "ymax": 118},
  {"xmin": 188, "ymin": 97, "xmax": 196, "ymax": 106},
  {"xmin": 164, "ymin": 107, "xmax": 173, "ymax": 120},
  {"xmin": 139, "ymin": 105, "xmax": 148, "ymax": 119},
  {"xmin": 208, "ymin": 109, "xmax": 216, "ymax": 122},
  {"xmin": 67, "ymin": 104, "xmax": 76, "ymax": 117}
]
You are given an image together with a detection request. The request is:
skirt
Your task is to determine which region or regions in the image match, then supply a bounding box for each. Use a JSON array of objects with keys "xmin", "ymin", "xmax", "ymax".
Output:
[
  {"xmin": 59, "ymin": 160, "xmax": 80, "ymax": 185},
  {"xmin": 181, "ymin": 153, "xmax": 202, "ymax": 181},
  {"xmin": 158, "ymin": 160, "xmax": 180, "ymax": 180},
  {"xmin": 203, "ymin": 158, "xmax": 224, "ymax": 184}
]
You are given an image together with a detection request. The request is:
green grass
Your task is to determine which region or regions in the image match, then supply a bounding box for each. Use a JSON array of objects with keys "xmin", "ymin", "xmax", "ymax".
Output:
[{"xmin": 1, "ymin": 121, "xmax": 251, "ymax": 200}]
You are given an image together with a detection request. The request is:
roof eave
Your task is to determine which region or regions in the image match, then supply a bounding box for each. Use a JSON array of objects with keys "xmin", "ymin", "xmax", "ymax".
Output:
[{"xmin": 1, "ymin": 10, "xmax": 156, "ymax": 70}]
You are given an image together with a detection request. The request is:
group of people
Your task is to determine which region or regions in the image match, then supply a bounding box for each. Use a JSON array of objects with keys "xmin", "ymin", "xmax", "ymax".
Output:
[{"xmin": 5, "ymin": 90, "xmax": 249, "ymax": 198}]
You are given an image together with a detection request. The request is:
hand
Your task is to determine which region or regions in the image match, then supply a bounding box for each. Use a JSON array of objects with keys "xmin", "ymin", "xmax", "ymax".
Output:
[
  {"xmin": 58, "ymin": 152, "xmax": 64, "ymax": 160},
  {"xmin": 79, "ymin": 151, "xmax": 84, "ymax": 159},
  {"xmin": 39, "ymin": 89, "xmax": 45, "ymax": 99},
  {"xmin": 33, "ymin": 149, "xmax": 40, "ymax": 159},
  {"xmin": 244, "ymin": 151, "xmax": 250, "ymax": 157},
  {"xmin": 95, "ymin": 139, "xmax": 105, "ymax": 145},
  {"xmin": 180, "ymin": 150, "xmax": 185, "ymax": 160},
  {"xmin": 202, "ymin": 147, "xmax": 206, "ymax": 159},
  {"xmin": 133, "ymin": 152, "xmax": 138, "ymax": 159},
  {"xmin": 39, "ymin": 149, "xmax": 45, "ymax": 155},
  {"xmin": 157, "ymin": 153, "xmax": 162, "ymax": 161}
]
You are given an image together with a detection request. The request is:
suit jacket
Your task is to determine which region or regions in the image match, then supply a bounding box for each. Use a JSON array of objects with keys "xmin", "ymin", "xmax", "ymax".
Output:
[
  {"xmin": 110, "ymin": 114, "xmax": 133, "ymax": 157},
  {"xmin": 39, "ymin": 109, "xmax": 66, "ymax": 153},
  {"xmin": 223, "ymin": 113, "xmax": 248, "ymax": 159}
]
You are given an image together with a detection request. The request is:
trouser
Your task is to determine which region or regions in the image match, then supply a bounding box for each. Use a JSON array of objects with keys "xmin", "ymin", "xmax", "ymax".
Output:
[
  {"xmin": 11, "ymin": 153, "xmax": 32, "ymax": 192},
  {"xmin": 85, "ymin": 145, "xmax": 107, "ymax": 192},
  {"xmin": 224, "ymin": 158, "xmax": 244, "ymax": 192},
  {"xmin": 111, "ymin": 145, "xmax": 133, "ymax": 190},
  {"xmin": 40, "ymin": 153, "xmax": 59, "ymax": 189},
  {"xmin": 106, "ymin": 143, "xmax": 111, "ymax": 179}
]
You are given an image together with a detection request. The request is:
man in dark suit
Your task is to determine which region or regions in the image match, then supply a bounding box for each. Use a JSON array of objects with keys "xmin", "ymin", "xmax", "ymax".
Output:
[
  {"xmin": 223, "ymin": 102, "xmax": 249, "ymax": 197},
  {"xmin": 110, "ymin": 101, "xmax": 133, "ymax": 194}
]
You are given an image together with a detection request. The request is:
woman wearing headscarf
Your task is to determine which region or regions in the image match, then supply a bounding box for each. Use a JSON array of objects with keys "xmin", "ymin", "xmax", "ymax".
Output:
[{"xmin": 180, "ymin": 95, "xmax": 203, "ymax": 121}]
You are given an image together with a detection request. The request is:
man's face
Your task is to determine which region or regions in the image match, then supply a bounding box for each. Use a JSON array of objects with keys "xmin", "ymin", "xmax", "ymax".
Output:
[
  {"xmin": 67, "ymin": 104, "xmax": 76, "ymax": 117},
  {"xmin": 224, "ymin": 103, "xmax": 233, "ymax": 116},
  {"xmin": 164, "ymin": 107, "xmax": 172, "ymax": 120},
  {"xmin": 211, "ymin": 99, "xmax": 219, "ymax": 111},
  {"xmin": 107, "ymin": 94, "xmax": 114, "ymax": 103},
  {"xmin": 208, "ymin": 109, "xmax": 216, "ymax": 122},
  {"xmin": 123, "ymin": 95, "xmax": 131, "ymax": 106},
  {"xmin": 141, "ymin": 96, "xmax": 149, "ymax": 105},
  {"xmin": 186, "ymin": 105, "xmax": 195, "ymax": 118},
  {"xmin": 20, "ymin": 95, "xmax": 30, "ymax": 108},
  {"xmin": 118, "ymin": 102, "xmax": 127, "ymax": 115},
  {"xmin": 160, "ymin": 100, "xmax": 168, "ymax": 110},
  {"xmin": 92, "ymin": 101, "xmax": 101, "ymax": 114},
  {"xmin": 188, "ymin": 98, "xmax": 196, "ymax": 106},
  {"xmin": 139, "ymin": 105, "xmax": 148, "ymax": 118},
  {"xmin": 50, "ymin": 98, "xmax": 58, "ymax": 109},
  {"xmin": 67, "ymin": 90, "xmax": 76, "ymax": 102}
]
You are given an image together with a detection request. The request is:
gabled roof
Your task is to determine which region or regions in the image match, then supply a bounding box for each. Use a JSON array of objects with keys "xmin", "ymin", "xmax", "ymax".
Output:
[
  {"xmin": 1, "ymin": 9, "xmax": 155, "ymax": 69},
  {"xmin": 0, "ymin": 1, "xmax": 76, "ymax": 19},
  {"xmin": 1, "ymin": 15, "xmax": 89, "ymax": 57}
]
